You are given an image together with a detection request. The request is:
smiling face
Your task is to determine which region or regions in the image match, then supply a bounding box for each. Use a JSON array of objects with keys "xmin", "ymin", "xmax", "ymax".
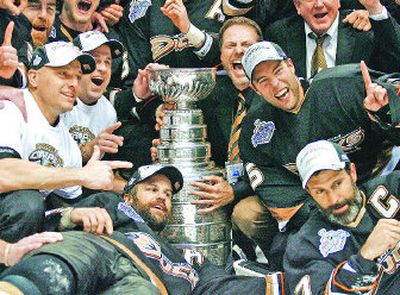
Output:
[
  {"xmin": 306, "ymin": 165, "xmax": 363, "ymax": 226},
  {"xmin": 220, "ymin": 24, "xmax": 260, "ymax": 91},
  {"xmin": 79, "ymin": 45, "xmax": 112, "ymax": 105},
  {"xmin": 127, "ymin": 174, "xmax": 173, "ymax": 232},
  {"xmin": 28, "ymin": 60, "xmax": 83, "ymax": 125},
  {"xmin": 294, "ymin": 0, "xmax": 340, "ymax": 35},
  {"xmin": 23, "ymin": 0, "xmax": 57, "ymax": 46},
  {"xmin": 61, "ymin": 0, "xmax": 100, "ymax": 30},
  {"xmin": 252, "ymin": 59, "xmax": 305, "ymax": 113}
]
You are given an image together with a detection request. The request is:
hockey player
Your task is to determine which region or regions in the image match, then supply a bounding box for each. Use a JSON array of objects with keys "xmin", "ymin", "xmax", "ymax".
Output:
[
  {"xmin": 285, "ymin": 139, "xmax": 400, "ymax": 294},
  {"xmin": 234, "ymin": 41, "xmax": 400, "ymax": 269},
  {"xmin": 63, "ymin": 31, "xmax": 124, "ymax": 164},
  {"xmin": 0, "ymin": 41, "xmax": 132, "ymax": 241}
]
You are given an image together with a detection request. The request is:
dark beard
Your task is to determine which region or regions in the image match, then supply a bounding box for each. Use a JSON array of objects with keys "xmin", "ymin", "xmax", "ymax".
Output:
[
  {"xmin": 130, "ymin": 193, "xmax": 170, "ymax": 232},
  {"xmin": 137, "ymin": 209, "xmax": 169, "ymax": 232},
  {"xmin": 319, "ymin": 185, "xmax": 363, "ymax": 226}
]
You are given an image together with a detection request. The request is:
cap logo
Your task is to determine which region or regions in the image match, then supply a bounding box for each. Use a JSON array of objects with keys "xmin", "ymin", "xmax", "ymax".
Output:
[
  {"xmin": 127, "ymin": 177, "xmax": 136, "ymax": 187},
  {"xmin": 83, "ymin": 64, "xmax": 91, "ymax": 71},
  {"xmin": 340, "ymin": 154, "xmax": 349, "ymax": 162},
  {"xmin": 32, "ymin": 55, "xmax": 42, "ymax": 66},
  {"xmin": 48, "ymin": 41, "xmax": 68, "ymax": 51},
  {"xmin": 83, "ymin": 31, "xmax": 98, "ymax": 39}
]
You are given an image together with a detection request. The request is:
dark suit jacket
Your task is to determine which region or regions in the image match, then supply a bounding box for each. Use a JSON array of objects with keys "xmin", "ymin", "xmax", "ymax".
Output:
[
  {"xmin": 264, "ymin": 10, "xmax": 400, "ymax": 78},
  {"xmin": 198, "ymin": 74, "xmax": 260, "ymax": 167}
]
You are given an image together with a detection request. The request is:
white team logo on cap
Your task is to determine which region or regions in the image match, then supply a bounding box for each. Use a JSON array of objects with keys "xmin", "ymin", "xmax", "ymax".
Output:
[{"xmin": 32, "ymin": 55, "xmax": 42, "ymax": 66}]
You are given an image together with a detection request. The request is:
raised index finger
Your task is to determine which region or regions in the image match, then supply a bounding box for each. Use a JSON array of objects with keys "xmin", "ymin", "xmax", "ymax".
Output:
[
  {"xmin": 360, "ymin": 60, "xmax": 371, "ymax": 91},
  {"xmin": 2, "ymin": 21, "xmax": 14, "ymax": 46},
  {"xmin": 104, "ymin": 160, "xmax": 133, "ymax": 170},
  {"xmin": 104, "ymin": 121, "xmax": 122, "ymax": 133}
]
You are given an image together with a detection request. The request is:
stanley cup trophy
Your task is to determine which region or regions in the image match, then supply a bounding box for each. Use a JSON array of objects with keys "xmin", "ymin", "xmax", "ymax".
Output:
[{"xmin": 148, "ymin": 68, "xmax": 231, "ymax": 266}]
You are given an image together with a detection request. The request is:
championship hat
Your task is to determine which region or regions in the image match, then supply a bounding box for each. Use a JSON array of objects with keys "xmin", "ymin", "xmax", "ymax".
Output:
[
  {"xmin": 296, "ymin": 140, "xmax": 350, "ymax": 189},
  {"xmin": 30, "ymin": 41, "xmax": 96, "ymax": 74},
  {"xmin": 73, "ymin": 31, "xmax": 124, "ymax": 58},
  {"xmin": 124, "ymin": 164, "xmax": 184, "ymax": 194},
  {"xmin": 242, "ymin": 41, "xmax": 288, "ymax": 82}
]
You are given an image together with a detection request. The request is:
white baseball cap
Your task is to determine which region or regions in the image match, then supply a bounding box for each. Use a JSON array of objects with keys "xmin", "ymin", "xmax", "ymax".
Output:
[
  {"xmin": 73, "ymin": 31, "xmax": 124, "ymax": 58},
  {"xmin": 242, "ymin": 41, "xmax": 288, "ymax": 82},
  {"xmin": 296, "ymin": 140, "xmax": 350, "ymax": 189},
  {"xmin": 30, "ymin": 41, "xmax": 96, "ymax": 74}
]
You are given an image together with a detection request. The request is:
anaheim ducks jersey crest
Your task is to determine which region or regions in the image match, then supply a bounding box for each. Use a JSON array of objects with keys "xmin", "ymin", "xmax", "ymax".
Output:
[
  {"xmin": 29, "ymin": 143, "xmax": 64, "ymax": 167},
  {"xmin": 69, "ymin": 125, "xmax": 95, "ymax": 145},
  {"xmin": 329, "ymin": 127, "xmax": 365, "ymax": 154},
  {"xmin": 150, "ymin": 34, "xmax": 192, "ymax": 62},
  {"xmin": 125, "ymin": 232, "xmax": 200, "ymax": 288}
]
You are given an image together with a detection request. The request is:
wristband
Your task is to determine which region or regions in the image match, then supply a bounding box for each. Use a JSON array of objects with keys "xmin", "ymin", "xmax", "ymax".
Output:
[{"xmin": 185, "ymin": 23, "xmax": 206, "ymax": 48}]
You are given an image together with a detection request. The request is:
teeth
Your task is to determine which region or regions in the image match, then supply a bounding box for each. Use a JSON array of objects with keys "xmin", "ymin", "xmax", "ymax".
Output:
[{"xmin": 275, "ymin": 88, "xmax": 288, "ymax": 99}]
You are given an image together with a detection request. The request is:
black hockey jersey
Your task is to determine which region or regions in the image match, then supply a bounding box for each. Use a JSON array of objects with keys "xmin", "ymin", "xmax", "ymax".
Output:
[{"xmin": 284, "ymin": 171, "xmax": 400, "ymax": 294}]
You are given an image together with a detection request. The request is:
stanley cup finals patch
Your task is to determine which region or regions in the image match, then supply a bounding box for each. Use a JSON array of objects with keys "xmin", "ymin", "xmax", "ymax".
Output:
[{"xmin": 251, "ymin": 119, "xmax": 275, "ymax": 148}]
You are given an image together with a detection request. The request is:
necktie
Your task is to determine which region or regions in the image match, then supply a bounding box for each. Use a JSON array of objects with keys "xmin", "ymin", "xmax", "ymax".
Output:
[
  {"xmin": 227, "ymin": 93, "xmax": 247, "ymax": 163},
  {"xmin": 310, "ymin": 32, "xmax": 328, "ymax": 77}
]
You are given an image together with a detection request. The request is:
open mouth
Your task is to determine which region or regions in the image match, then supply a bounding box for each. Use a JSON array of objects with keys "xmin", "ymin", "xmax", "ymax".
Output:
[
  {"xmin": 275, "ymin": 88, "xmax": 289, "ymax": 100},
  {"xmin": 151, "ymin": 202, "xmax": 166, "ymax": 213},
  {"xmin": 232, "ymin": 60, "xmax": 243, "ymax": 71},
  {"xmin": 314, "ymin": 12, "xmax": 328, "ymax": 19},
  {"xmin": 91, "ymin": 77, "xmax": 104, "ymax": 86},
  {"xmin": 78, "ymin": 0, "xmax": 92, "ymax": 12},
  {"xmin": 32, "ymin": 25, "xmax": 47, "ymax": 32},
  {"xmin": 331, "ymin": 203, "xmax": 349, "ymax": 215}
]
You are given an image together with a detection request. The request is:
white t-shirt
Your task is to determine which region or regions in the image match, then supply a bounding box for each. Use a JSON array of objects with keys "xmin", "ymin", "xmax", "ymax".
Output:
[
  {"xmin": 62, "ymin": 96, "xmax": 117, "ymax": 145},
  {"xmin": 0, "ymin": 89, "xmax": 82, "ymax": 199}
]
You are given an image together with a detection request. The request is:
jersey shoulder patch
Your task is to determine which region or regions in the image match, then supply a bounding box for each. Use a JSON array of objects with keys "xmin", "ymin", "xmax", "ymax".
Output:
[{"xmin": 128, "ymin": 0, "xmax": 152, "ymax": 23}]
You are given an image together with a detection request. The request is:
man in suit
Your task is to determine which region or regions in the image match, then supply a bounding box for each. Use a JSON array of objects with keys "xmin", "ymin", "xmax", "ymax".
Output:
[{"xmin": 265, "ymin": 0, "xmax": 400, "ymax": 79}]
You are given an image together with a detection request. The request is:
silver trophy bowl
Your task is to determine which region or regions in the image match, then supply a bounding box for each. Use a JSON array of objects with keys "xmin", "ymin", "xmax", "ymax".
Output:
[{"xmin": 147, "ymin": 68, "xmax": 217, "ymax": 109}]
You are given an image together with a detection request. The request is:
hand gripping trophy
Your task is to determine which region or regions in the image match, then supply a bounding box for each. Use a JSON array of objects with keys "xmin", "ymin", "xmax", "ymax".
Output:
[{"xmin": 148, "ymin": 68, "xmax": 231, "ymax": 266}]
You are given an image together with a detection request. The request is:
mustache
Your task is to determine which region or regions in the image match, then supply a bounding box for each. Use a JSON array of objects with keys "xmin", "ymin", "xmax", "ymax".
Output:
[
  {"xmin": 31, "ymin": 19, "xmax": 52, "ymax": 30},
  {"xmin": 327, "ymin": 201, "xmax": 349, "ymax": 212},
  {"xmin": 31, "ymin": 19, "xmax": 52, "ymax": 47},
  {"xmin": 149, "ymin": 201, "xmax": 167, "ymax": 212}
]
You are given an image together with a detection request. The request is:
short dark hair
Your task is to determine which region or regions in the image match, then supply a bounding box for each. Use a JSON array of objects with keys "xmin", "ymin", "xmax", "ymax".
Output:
[{"xmin": 219, "ymin": 17, "xmax": 263, "ymax": 49}]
